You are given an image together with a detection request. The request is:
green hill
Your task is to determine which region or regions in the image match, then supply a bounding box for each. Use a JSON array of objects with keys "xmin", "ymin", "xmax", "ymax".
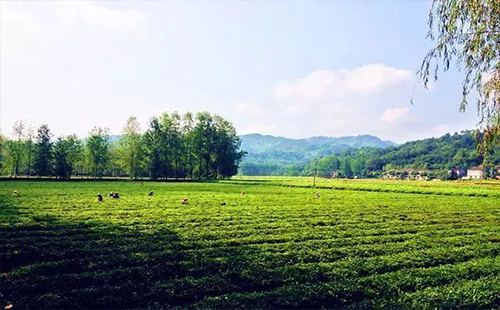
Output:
[
  {"xmin": 239, "ymin": 133, "xmax": 396, "ymax": 175},
  {"xmin": 239, "ymin": 131, "xmax": 500, "ymax": 177},
  {"xmin": 303, "ymin": 131, "xmax": 500, "ymax": 178}
]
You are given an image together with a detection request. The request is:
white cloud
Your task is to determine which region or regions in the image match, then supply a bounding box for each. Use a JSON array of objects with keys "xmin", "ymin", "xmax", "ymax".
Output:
[
  {"xmin": 274, "ymin": 63, "xmax": 412, "ymax": 101},
  {"xmin": 275, "ymin": 70, "xmax": 340, "ymax": 101},
  {"xmin": 57, "ymin": 1, "xmax": 145, "ymax": 32},
  {"xmin": 253, "ymin": 63, "xmax": 432, "ymax": 140},
  {"xmin": 342, "ymin": 64, "xmax": 412, "ymax": 93},
  {"xmin": 381, "ymin": 107, "xmax": 411, "ymax": 123}
]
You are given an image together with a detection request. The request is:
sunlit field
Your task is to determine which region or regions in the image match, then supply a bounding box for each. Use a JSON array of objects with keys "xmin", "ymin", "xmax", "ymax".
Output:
[{"xmin": 2, "ymin": 178, "xmax": 500, "ymax": 309}]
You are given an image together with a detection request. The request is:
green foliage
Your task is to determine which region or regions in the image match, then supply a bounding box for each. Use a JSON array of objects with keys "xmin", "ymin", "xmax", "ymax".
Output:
[
  {"xmin": 86, "ymin": 127, "xmax": 111, "ymax": 178},
  {"xmin": 116, "ymin": 117, "xmax": 143, "ymax": 179},
  {"xmin": 52, "ymin": 138, "xmax": 71, "ymax": 179},
  {"xmin": 340, "ymin": 158, "xmax": 353, "ymax": 178},
  {"xmin": 2, "ymin": 178, "xmax": 500, "ymax": 308},
  {"xmin": 8, "ymin": 120, "xmax": 27, "ymax": 177},
  {"xmin": 33, "ymin": 124, "xmax": 53, "ymax": 177},
  {"xmin": 142, "ymin": 112, "xmax": 244, "ymax": 180},
  {"xmin": 52, "ymin": 136, "xmax": 83, "ymax": 179},
  {"xmin": 0, "ymin": 134, "xmax": 6, "ymax": 175}
]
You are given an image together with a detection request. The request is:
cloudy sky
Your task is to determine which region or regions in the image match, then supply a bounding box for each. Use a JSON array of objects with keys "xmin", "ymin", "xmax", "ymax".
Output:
[{"xmin": 1, "ymin": 1, "xmax": 478, "ymax": 143}]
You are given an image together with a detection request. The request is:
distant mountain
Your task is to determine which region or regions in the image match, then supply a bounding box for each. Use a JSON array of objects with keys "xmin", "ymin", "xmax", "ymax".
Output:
[
  {"xmin": 240, "ymin": 133, "xmax": 395, "ymax": 166},
  {"xmin": 240, "ymin": 130, "xmax": 500, "ymax": 177}
]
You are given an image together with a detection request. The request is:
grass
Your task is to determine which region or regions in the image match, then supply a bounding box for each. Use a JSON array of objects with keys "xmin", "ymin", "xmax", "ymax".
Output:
[{"xmin": 1, "ymin": 178, "xmax": 500, "ymax": 309}]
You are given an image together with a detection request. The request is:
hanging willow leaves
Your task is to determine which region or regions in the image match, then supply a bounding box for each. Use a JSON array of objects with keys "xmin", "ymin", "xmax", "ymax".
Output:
[{"xmin": 419, "ymin": 0, "xmax": 500, "ymax": 160}]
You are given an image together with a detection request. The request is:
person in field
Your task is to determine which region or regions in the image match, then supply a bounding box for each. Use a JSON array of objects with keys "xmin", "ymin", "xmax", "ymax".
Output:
[{"xmin": 109, "ymin": 192, "xmax": 120, "ymax": 199}]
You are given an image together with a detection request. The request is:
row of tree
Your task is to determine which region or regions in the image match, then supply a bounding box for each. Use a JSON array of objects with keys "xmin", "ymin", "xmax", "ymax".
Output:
[{"xmin": 0, "ymin": 112, "xmax": 246, "ymax": 180}]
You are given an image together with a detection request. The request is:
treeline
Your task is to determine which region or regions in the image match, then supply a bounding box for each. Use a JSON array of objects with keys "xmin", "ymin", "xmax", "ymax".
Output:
[
  {"xmin": 240, "ymin": 131, "xmax": 500, "ymax": 178},
  {"xmin": 0, "ymin": 112, "xmax": 245, "ymax": 180}
]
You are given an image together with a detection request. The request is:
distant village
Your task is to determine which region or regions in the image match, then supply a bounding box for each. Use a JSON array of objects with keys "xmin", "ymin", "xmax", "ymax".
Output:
[{"xmin": 331, "ymin": 166, "xmax": 500, "ymax": 181}]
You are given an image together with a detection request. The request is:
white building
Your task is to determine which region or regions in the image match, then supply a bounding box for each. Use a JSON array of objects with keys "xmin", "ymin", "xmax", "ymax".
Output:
[{"xmin": 467, "ymin": 167, "xmax": 485, "ymax": 179}]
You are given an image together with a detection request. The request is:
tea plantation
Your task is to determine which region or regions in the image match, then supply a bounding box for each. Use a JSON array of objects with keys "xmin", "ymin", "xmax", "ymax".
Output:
[{"xmin": 2, "ymin": 178, "xmax": 500, "ymax": 309}]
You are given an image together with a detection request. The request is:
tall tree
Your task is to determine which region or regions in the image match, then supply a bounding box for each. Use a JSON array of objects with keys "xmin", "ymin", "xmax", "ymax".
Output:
[
  {"xmin": 86, "ymin": 127, "xmax": 110, "ymax": 178},
  {"xmin": 419, "ymin": 0, "xmax": 500, "ymax": 157},
  {"xmin": 212, "ymin": 115, "xmax": 245, "ymax": 178},
  {"xmin": 143, "ymin": 117, "xmax": 164, "ymax": 180},
  {"xmin": 118, "ymin": 116, "xmax": 142, "ymax": 179},
  {"xmin": 53, "ymin": 137, "xmax": 72, "ymax": 179},
  {"xmin": 182, "ymin": 112, "xmax": 195, "ymax": 179},
  {"xmin": 169, "ymin": 112, "xmax": 184, "ymax": 179},
  {"xmin": 34, "ymin": 124, "xmax": 53, "ymax": 177},
  {"xmin": 52, "ymin": 135, "xmax": 83, "ymax": 179},
  {"xmin": 25, "ymin": 126, "xmax": 35, "ymax": 177},
  {"xmin": 192, "ymin": 112, "xmax": 215, "ymax": 179},
  {"xmin": 159, "ymin": 112, "xmax": 179, "ymax": 179},
  {"xmin": 0, "ymin": 134, "xmax": 6, "ymax": 175},
  {"xmin": 10, "ymin": 120, "xmax": 26, "ymax": 177},
  {"xmin": 66, "ymin": 134, "xmax": 84, "ymax": 177}
]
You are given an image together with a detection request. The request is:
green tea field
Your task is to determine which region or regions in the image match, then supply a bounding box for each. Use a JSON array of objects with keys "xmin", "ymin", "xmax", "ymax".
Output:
[{"xmin": 2, "ymin": 178, "xmax": 500, "ymax": 309}]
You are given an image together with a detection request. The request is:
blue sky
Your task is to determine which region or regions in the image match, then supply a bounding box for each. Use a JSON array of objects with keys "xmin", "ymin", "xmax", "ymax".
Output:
[{"xmin": 1, "ymin": 0, "xmax": 477, "ymax": 143}]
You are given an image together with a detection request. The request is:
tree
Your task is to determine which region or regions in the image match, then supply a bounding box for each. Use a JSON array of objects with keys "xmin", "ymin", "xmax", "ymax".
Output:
[
  {"xmin": 212, "ymin": 115, "xmax": 246, "ymax": 178},
  {"xmin": 118, "ymin": 116, "xmax": 142, "ymax": 179},
  {"xmin": 182, "ymin": 112, "xmax": 195, "ymax": 179},
  {"xmin": 10, "ymin": 120, "xmax": 26, "ymax": 177},
  {"xmin": 143, "ymin": 117, "xmax": 164, "ymax": 180},
  {"xmin": 141, "ymin": 111, "xmax": 244, "ymax": 180},
  {"xmin": 192, "ymin": 112, "xmax": 215, "ymax": 179},
  {"xmin": 0, "ymin": 134, "xmax": 6, "ymax": 175},
  {"xmin": 34, "ymin": 124, "xmax": 53, "ymax": 177},
  {"xmin": 25, "ymin": 126, "xmax": 35, "ymax": 177},
  {"xmin": 161, "ymin": 112, "xmax": 183, "ymax": 179},
  {"xmin": 52, "ymin": 135, "xmax": 83, "ymax": 179},
  {"xmin": 86, "ymin": 127, "xmax": 110, "ymax": 178},
  {"xmin": 351, "ymin": 158, "xmax": 365, "ymax": 177},
  {"xmin": 66, "ymin": 134, "xmax": 84, "ymax": 177},
  {"xmin": 340, "ymin": 159, "xmax": 353, "ymax": 178},
  {"xmin": 419, "ymin": 0, "xmax": 500, "ymax": 157},
  {"xmin": 53, "ymin": 137, "xmax": 72, "ymax": 179}
]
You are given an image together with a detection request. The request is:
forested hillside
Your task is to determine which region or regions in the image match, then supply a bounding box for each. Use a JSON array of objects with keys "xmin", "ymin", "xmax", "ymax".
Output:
[
  {"xmin": 239, "ymin": 134, "xmax": 395, "ymax": 175},
  {"xmin": 240, "ymin": 131, "xmax": 500, "ymax": 177}
]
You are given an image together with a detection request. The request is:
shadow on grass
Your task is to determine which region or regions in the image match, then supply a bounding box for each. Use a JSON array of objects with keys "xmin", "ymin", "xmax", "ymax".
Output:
[{"xmin": 0, "ymin": 202, "xmax": 280, "ymax": 309}]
